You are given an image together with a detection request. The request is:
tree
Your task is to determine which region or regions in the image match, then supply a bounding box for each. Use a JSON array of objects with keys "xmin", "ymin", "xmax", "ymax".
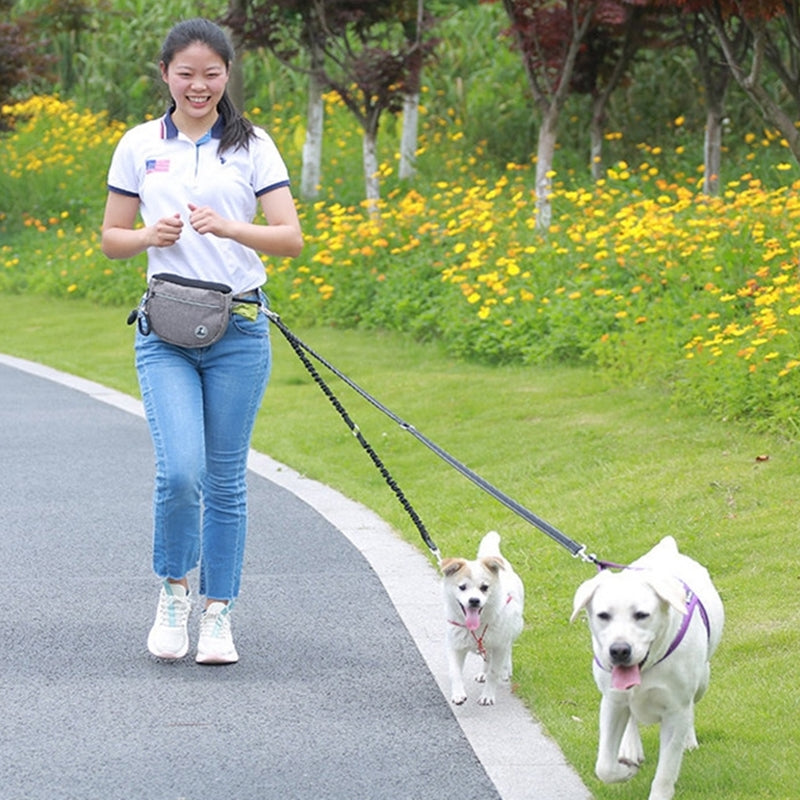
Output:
[
  {"xmin": 671, "ymin": 4, "xmax": 749, "ymax": 194},
  {"xmin": 1, "ymin": 0, "xmax": 56, "ymax": 125},
  {"xmin": 398, "ymin": 0, "xmax": 426, "ymax": 180},
  {"xmin": 223, "ymin": 1, "xmax": 326, "ymax": 200},
  {"xmin": 301, "ymin": 35, "xmax": 327, "ymax": 199},
  {"xmin": 498, "ymin": 0, "xmax": 602, "ymax": 230},
  {"xmin": 226, "ymin": 0, "xmax": 438, "ymax": 208},
  {"xmin": 682, "ymin": 0, "xmax": 800, "ymax": 166},
  {"xmin": 570, "ymin": 1, "xmax": 652, "ymax": 180}
]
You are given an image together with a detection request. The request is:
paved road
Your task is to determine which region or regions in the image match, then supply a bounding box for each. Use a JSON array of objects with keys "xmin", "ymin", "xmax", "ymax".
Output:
[{"xmin": 0, "ymin": 354, "xmax": 591, "ymax": 800}]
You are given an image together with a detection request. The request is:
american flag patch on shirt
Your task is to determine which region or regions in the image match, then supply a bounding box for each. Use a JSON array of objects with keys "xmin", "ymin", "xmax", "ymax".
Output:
[{"xmin": 145, "ymin": 159, "xmax": 170, "ymax": 174}]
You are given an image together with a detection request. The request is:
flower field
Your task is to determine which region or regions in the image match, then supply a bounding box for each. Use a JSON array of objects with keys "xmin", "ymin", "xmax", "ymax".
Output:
[{"xmin": 3, "ymin": 92, "xmax": 800, "ymax": 433}]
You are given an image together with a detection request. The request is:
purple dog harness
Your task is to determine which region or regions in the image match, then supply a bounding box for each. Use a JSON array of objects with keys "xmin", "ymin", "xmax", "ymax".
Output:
[{"xmin": 655, "ymin": 584, "xmax": 711, "ymax": 665}]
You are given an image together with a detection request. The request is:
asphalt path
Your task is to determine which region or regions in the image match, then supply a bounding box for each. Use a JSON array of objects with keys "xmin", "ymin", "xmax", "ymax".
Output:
[{"xmin": 0, "ymin": 354, "xmax": 591, "ymax": 800}]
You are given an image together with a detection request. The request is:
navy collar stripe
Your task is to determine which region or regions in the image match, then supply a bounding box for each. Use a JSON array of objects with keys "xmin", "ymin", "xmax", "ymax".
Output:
[{"xmin": 160, "ymin": 111, "xmax": 224, "ymax": 141}]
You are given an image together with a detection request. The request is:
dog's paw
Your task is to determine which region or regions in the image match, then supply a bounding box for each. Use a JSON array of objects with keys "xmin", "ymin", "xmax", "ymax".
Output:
[
  {"xmin": 451, "ymin": 693, "xmax": 467, "ymax": 705},
  {"xmin": 619, "ymin": 719, "xmax": 645, "ymax": 767},
  {"xmin": 474, "ymin": 671, "xmax": 486, "ymax": 684},
  {"xmin": 477, "ymin": 694, "xmax": 496, "ymax": 706},
  {"xmin": 596, "ymin": 760, "xmax": 637, "ymax": 784},
  {"xmin": 684, "ymin": 726, "xmax": 699, "ymax": 751}
]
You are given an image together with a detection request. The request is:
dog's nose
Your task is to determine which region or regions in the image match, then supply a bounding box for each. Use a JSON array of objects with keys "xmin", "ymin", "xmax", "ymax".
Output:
[
  {"xmin": 609, "ymin": 642, "xmax": 632, "ymax": 664},
  {"xmin": 467, "ymin": 597, "xmax": 481, "ymax": 608}
]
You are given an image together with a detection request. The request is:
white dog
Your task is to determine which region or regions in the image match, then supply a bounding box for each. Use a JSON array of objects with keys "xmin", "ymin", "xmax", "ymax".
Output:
[
  {"xmin": 441, "ymin": 531, "xmax": 524, "ymax": 706},
  {"xmin": 571, "ymin": 536, "xmax": 724, "ymax": 800}
]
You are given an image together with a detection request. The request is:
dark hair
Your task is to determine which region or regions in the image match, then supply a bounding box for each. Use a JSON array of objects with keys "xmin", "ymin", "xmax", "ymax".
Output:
[{"xmin": 160, "ymin": 18, "xmax": 254, "ymax": 153}]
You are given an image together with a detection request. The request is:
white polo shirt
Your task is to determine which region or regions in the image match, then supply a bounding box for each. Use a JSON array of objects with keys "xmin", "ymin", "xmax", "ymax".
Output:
[{"xmin": 107, "ymin": 112, "xmax": 291, "ymax": 295}]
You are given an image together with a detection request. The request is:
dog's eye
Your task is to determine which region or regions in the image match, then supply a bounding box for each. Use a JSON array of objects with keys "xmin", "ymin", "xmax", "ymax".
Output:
[
  {"xmin": 458, "ymin": 583, "xmax": 467, "ymax": 592},
  {"xmin": 479, "ymin": 583, "xmax": 490, "ymax": 593},
  {"xmin": 634, "ymin": 611, "xmax": 650, "ymax": 621},
  {"xmin": 596, "ymin": 611, "xmax": 611, "ymax": 622}
]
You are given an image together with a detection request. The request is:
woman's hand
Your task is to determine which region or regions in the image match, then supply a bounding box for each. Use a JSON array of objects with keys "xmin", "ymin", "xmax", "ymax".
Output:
[
  {"xmin": 149, "ymin": 213, "xmax": 184, "ymax": 247},
  {"xmin": 102, "ymin": 193, "xmax": 185, "ymax": 259},
  {"xmin": 187, "ymin": 203, "xmax": 230, "ymax": 237},
  {"xmin": 187, "ymin": 190, "xmax": 303, "ymax": 258}
]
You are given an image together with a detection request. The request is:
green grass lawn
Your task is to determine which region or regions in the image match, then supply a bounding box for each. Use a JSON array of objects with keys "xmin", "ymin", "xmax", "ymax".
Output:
[{"xmin": 1, "ymin": 293, "xmax": 797, "ymax": 799}]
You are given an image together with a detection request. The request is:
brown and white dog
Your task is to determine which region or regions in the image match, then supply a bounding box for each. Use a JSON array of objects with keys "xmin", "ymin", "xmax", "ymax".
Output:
[
  {"xmin": 571, "ymin": 536, "xmax": 724, "ymax": 800},
  {"xmin": 441, "ymin": 531, "xmax": 524, "ymax": 706}
]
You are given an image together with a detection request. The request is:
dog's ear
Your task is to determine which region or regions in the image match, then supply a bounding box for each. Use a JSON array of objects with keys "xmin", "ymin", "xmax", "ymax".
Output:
[
  {"xmin": 570, "ymin": 573, "xmax": 604, "ymax": 622},
  {"xmin": 441, "ymin": 558, "xmax": 468, "ymax": 578},
  {"xmin": 480, "ymin": 555, "xmax": 506, "ymax": 574},
  {"xmin": 644, "ymin": 573, "xmax": 688, "ymax": 614}
]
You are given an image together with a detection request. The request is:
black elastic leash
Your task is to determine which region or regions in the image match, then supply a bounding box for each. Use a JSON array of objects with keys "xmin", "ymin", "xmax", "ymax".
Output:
[
  {"xmin": 268, "ymin": 310, "xmax": 601, "ymax": 568},
  {"xmin": 267, "ymin": 310, "xmax": 442, "ymax": 564}
]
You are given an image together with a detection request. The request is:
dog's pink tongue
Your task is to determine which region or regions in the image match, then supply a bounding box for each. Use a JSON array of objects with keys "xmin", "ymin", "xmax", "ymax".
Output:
[
  {"xmin": 611, "ymin": 664, "xmax": 641, "ymax": 691},
  {"xmin": 464, "ymin": 607, "xmax": 481, "ymax": 631}
]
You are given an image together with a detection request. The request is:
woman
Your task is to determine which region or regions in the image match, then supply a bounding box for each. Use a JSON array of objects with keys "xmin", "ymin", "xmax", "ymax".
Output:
[{"xmin": 102, "ymin": 18, "xmax": 303, "ymax": 664}]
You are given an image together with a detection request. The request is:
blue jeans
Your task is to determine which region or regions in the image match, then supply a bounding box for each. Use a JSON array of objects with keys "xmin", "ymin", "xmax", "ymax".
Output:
[{"xmin": 135, "ymin": 303, "xmax": 271, "ymax": 601}]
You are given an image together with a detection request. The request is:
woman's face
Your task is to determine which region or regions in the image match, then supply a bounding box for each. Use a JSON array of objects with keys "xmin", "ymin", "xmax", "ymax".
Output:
[{"xmin": 161, "ymin": 42, "xmax": 229, "ymax": 128}]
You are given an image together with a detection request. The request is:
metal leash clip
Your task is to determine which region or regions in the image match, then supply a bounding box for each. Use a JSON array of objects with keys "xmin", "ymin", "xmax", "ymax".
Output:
[{"xmin": 573, "ymin": 545, "xmax": 600, "ymax": 566}]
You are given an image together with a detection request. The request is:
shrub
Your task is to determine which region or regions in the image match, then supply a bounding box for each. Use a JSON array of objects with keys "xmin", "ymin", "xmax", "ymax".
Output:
[{"xmin": 3, "ymin": 88, "xmax": 800, "ymax": 436}]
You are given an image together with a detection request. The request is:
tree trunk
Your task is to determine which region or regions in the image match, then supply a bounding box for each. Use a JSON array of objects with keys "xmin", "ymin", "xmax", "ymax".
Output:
[
  {"xmin": 226, "ymin": 0, "xmax": 247, "ymax": 112},
  {"xmin": 590, "ymin": 95, "xmax": 605, "ymax": 181},
  {"xmin": 399, "ymin": 0, "xmax": 423, "ymax": 181},
  {"xmin": 229, "ymin": 59, "xmax": 245, "ymax": 113},
  {"xmin": 399, "ymin": 91, "xmax": 419, "ymax": 180},
  {"xmin": 363, "ymin": 127, "xmax": 380, "ymax": 217},
  {"xmin": 535, "ymin": 107, "xmax": 559, "ymax": 231},
  {"xmin": 588, "ymin": 7, "xmax": 643, "ymax": 182},
  {"xmin": 301, "ymin": 68, "xmax": 324, "ymax": 200},
  {"xmin": 703, "ymin": 104, "xmax": 724, "ymax": 195},
  {"xmin": 681, "ymin": 11, "xmax": 734, "ymax": 196}
]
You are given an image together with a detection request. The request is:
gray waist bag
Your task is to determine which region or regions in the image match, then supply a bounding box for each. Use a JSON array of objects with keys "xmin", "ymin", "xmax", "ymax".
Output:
[{"xmin": 130, "ymin": 273, "xmax": 233, "ymax": 348}]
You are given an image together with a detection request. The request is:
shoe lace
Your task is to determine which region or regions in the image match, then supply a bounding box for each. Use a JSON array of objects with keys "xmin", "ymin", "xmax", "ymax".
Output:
[
  {"xmin": 158, "ymin": 593, "xmax": 191, "ymax": 628},
  {"xmin": 200, "ymin": 606, "xmax": 231, "ymax": 639}
]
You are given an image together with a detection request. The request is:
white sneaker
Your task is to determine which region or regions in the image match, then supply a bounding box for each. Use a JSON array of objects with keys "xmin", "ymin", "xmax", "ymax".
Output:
[
  {"xmin": 196, "ymin": 602, "xmax": 239, "ymax": 665},
  {"xmin": 147, "ymin": 580, "xmax": 191, "ymax": 659}
]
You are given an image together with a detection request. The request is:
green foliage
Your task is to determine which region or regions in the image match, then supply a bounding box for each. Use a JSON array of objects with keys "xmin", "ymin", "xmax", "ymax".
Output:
[
  {"xmin": 3, "ymin": 88, "xmax": 800, "ymax": 440},
  {"xmin": 423, "ymin": 2, "xmax": 541, "ymax": 166},
  {"xmin": 10, "ymin": 0, "xmax": 211, "ymax": 120}
]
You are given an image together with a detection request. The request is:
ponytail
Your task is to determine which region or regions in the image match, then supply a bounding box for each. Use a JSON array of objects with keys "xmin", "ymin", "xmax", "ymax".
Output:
[{"xmin": 217, "ymin": 92, "xmax": 255, "ymax": 154}]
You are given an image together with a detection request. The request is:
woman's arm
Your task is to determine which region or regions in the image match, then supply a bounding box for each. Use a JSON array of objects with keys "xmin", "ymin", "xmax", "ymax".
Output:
[
  {"xmin": 186, "ymin": 185, "xmax": 303, "ymax": 258},
  {"xmin": 101, "ymin": 192, "xmax": 184, "ymax": 260}
]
